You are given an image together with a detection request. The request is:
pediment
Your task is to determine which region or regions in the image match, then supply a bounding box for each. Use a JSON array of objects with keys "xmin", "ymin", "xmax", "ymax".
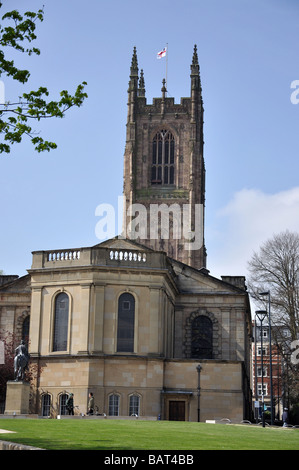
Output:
[
  {"xmin": 171, "ymin": 259, "xmax": 247, "ymax": 294},
  {"xmin": 0, "ymin": 274, "xmax": 31, "ymax": 293},
  {"xmin": 94, "ymin": 237, "xmax": 154, "ymax": 252}
]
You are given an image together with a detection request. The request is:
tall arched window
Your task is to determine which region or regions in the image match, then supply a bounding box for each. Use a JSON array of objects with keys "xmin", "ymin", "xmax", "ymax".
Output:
[
  {"xmin": 129, "ymin": 394, "xmax": 140, "ymax": 416},
  {"xmin": 22, "ymin": 315, "xmax": 30, "ymax": 345},
  {"xmin": 59, "ymin": 393, "xmax": 69, "ymax": 415},
  {"xmin": 53, "ymin": 292, "xmax": 69, "ymax": 352},
  {"xmin": 109, "ymin": 394, "xmax": 120, "ymax": 416},
  {"xmin": 191, "ymin": 316, "xmax": 213, "ymax": 359},
  {"xmin": 117, "ymin": 293, "xmax": 135, "ymax": 352},
  {"xmin": 41, "ymin": 393, "xmax": 51, "ymax": 417},
  {"xmin": 151, "ymin": 130, "xmax": 175, "ymax": 185}
]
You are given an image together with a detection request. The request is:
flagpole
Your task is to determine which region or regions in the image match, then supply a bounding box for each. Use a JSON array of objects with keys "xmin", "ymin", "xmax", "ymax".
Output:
[{"xmin": 166, "ymin": 43, "xmax": 168, "ymax": 95}]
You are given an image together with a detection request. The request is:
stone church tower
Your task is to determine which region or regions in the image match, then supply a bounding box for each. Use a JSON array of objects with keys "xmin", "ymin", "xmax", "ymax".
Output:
[{"xmin": 123, "ymin": 45, "xmax": 206, "ymax": 269}]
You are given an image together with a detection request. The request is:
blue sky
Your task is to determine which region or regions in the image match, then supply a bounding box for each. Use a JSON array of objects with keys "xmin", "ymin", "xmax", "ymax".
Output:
[{"xmin": 1, "ymin": 0, "xmax": 299, "ymax": 280}]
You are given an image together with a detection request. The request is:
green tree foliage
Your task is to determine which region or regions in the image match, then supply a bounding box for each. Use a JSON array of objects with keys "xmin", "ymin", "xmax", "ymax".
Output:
[
  {"xmin": 0, "ymin": 4, "xmax": 87, "ymax": 153},
  {"xmin": 0, "ymin": 330, "xmax": 43, "ymax": 411},
  {"xmin": 248, "ymin": 230, "xmax": 299, "ymax": 407},
  {"xmin": 248, "ymin": 230, "xmax": 299, "ymax": 342}
]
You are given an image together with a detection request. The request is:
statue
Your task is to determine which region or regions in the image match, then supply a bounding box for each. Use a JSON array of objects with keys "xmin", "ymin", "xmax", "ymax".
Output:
[{"xmin": 14, "ymin": 340, "xmax": 30, "ymax": 381}]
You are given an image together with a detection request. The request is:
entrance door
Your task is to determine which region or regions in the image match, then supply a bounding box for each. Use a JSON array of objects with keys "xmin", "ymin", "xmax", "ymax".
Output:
[{"xmin": 169, "ymin": 401, "xmax": 185, "ymax": 421}]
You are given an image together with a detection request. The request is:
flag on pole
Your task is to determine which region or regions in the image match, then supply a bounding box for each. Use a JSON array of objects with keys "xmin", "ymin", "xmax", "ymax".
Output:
[{"xmin": 157, "ymin": 47, "xmax": 167, "ymax": 59}]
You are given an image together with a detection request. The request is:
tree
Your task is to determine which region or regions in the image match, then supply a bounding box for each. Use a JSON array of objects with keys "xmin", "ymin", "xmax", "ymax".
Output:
[
  {"xmin": 248, "ymin": 230, "xmax": 299, "ymax": 406},
  {"xmin": 0, "ymin": 330, "xmax": 43, "ymax": 412},
  {"xmin": 248, "ymin": 230, "xmax": 299, "ymax": 340},
  {"xmin": 0, "ymin": 4, "xmax": 87, "ymax": 153},
  {"xmin": 0, "ymin": 331, "xmax": 15, "ymax": 406}
]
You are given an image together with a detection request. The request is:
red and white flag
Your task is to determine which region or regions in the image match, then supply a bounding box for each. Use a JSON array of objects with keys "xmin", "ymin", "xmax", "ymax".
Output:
[{"xmin": 157, "ymin": 47, "xmax": 167, "ymax": 59}]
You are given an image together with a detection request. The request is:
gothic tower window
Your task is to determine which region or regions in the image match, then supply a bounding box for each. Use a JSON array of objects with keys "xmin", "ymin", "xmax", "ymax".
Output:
[
  {"xmin": 191, "ymin": 316, "xmax": 213, "ymax": 359},
  {"xmin": 117, "ymin": 293, "xmax": 135, "ymax": 352},
  {"xmin": 151, "ymin": 130, "xmax": 175, "ymax": 185},
  {"xmin": 53, "ymin": 292, "xmax": 69, "ymax": 352}
]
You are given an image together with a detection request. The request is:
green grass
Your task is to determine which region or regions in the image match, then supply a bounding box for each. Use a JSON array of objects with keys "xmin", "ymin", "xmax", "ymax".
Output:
[{"xmin": 0, "ymin": 419, "xmax": 298, "ymax": 450}]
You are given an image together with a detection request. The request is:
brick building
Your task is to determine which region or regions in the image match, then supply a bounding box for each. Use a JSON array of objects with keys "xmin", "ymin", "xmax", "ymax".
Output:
[{"xmin": 252, "ymin": 321, "xmax": 284, "ymax": 421}]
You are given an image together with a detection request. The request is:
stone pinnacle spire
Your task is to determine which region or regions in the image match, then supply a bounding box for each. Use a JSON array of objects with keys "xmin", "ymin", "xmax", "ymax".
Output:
[
  {"xmin": 138, "ymin": 69, "xmax": 145, "ymax": 97},
  {"xmin": 130, "ymin": 46, "xmax": 138, "ymax": 78},
  {"xmin": 191, "ymin": 44, "xmax": 199, "ymax": 76}
]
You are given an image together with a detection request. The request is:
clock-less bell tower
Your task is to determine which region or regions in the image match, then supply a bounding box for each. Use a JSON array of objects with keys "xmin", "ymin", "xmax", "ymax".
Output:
[{"xmin": 122, "ymin": 45, "xmax": 206, "ymax": 269}]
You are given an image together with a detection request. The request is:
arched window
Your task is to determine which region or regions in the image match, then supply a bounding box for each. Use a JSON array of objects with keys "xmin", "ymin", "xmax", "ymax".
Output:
[
  {"xmin": 117, "ymin": 293, "xmax": 135, "ymax": 353},
  {"xmin": 129, "ymin": 394, "xmax": 140, "ymax": 416},
  {"xmin": 151, "ymin": 130, "xmax": 175, "ymax": 185},
  {"xmin": 109, "ymin": 394, "xmax": 120, "ymax": 416},
  {"xmin": 191, "ymin": 316, "xmax": 213, "ymax": 359},
  {"xmin": 22, "ymin": 316, "xmax": 30, "ymax": 344},
  {"xmin": 41, "ymin": 393, "xmax": 51, "ymax": 417},
  {"xmin": 53, "ymin": 292, "xmax": 69, "ymax": 352},
  {"xmin": 59, "ymin": 393, "xmax": 69, "ymax": 415}
]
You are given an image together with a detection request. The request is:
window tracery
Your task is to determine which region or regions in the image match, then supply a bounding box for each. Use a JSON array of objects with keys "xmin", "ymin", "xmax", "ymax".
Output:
[
  {"xmin": 184, "ymin": 310, "xmax": 219, "ymax": 359},
  {"xmin": 191, "ymin": 315, "xmax": 213, "ymax": 359},
  {"xmin": 151, "ymin": 129, "xmax": 175, "ymax": 185}
]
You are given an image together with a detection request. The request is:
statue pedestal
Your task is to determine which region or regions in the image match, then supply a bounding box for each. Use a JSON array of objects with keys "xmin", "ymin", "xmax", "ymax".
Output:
[{"xmin": 4, "ymin": 381, "xmax": 30, "ymax": 415}]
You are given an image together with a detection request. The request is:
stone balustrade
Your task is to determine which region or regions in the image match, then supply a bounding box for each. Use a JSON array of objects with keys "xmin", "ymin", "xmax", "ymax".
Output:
[
  {"xmin": 47, "ymin": 250, "xmax": 81, "ymax": 261},
  {"xmin": 30, "ymin": 245, "xmax": 174, "ymax": 272},
  {"xmin": 109, "ymin": 250, "xmax": 147, "ymax": 263}
]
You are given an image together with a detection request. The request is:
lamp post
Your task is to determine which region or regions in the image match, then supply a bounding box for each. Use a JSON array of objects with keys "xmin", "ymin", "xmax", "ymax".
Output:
[
  {"xmin": 196, "ymin": 365, "xmax": 202, "ymax": 422},
  {"xmin": 256, "ymin": 310, "xmax": 267, "ymax": 427},
  {"xmin": 254, "ymin": 319, "xmax": 258, "ymax": 423},
  {"xmin": 259, "ymin": 291, "xmax": 274, "ymax": 425}
]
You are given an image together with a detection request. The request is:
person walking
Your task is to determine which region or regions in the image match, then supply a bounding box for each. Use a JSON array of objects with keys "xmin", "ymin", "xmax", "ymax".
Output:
[
  {"xmin": 282, "ymin": 408, "xmax": 289, "ymax": 427},
  {"xmin": 87, "ymin": 392, "xmax": 95, "ymax": 415}
]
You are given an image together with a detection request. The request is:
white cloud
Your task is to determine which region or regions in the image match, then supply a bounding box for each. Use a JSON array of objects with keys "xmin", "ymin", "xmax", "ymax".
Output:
[{"xmin": 207, "ymin": 187, "xmax": 299, "ymax": 279}]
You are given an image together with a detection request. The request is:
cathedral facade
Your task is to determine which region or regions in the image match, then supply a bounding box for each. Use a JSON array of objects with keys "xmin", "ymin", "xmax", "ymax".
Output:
[{"xmin": 0, "ymin": 46, "xmax": 252, "ymax": 422}]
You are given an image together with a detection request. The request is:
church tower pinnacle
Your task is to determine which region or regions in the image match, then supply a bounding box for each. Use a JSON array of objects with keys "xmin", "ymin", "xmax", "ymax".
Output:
[{"xmin": 123, "ymin": 45, "xmax": 206, "ymax": 269}]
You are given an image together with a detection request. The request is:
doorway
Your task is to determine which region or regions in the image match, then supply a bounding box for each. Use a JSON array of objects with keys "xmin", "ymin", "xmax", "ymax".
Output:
[{"xmin": 169, "ymin": 400, "xmax": 185, "ymax": 421}]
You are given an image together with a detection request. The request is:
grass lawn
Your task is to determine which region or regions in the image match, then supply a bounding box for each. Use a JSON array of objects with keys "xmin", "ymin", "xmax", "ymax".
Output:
[{"xmin": 0, "ymin": 419, "xmax": 298, "ymax": 450}]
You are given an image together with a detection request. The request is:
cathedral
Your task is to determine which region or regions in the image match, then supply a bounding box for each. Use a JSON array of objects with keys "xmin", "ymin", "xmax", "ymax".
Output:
[{"xmin": 0, "ymin": 46, "xmax": 252, "ymax": 422}]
